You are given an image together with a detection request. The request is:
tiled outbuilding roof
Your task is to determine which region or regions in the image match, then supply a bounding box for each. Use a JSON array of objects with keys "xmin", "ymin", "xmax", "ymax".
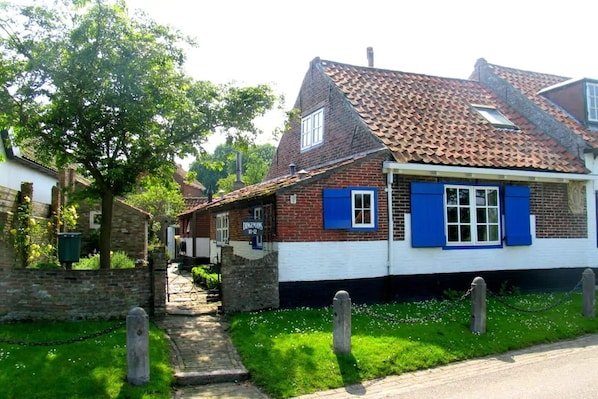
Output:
[
  {"xmin": 317, "ymin": 59, "xmax": 587, "ymax": 174},
  {"xmin": 480, "ymin": 61, "xmax": 598, "ymax": 149}
]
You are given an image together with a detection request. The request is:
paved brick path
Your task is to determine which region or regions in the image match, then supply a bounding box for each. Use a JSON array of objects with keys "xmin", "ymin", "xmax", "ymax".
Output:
[{"xmin": 154, "ymin": 265, "xmax": 270, "ymax": 398}]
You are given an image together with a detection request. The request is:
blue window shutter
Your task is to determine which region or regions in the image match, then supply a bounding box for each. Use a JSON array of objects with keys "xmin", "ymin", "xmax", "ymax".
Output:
[
  {"xmin": 323, "ymin": 188, "xmax": 351, "ymax": 229},
  {"xmin": 504, "ymin": 186, "xmax": 532, "ymax": 246},
  {"xmin": 410, "ymin": 182, "xmax": 445, "ymax": 247}
]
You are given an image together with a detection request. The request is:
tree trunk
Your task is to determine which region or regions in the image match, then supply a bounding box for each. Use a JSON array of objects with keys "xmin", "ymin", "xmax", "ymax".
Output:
[{"xmin": 99, "ymin": 191, "xmax": 114, "ymax": 269}]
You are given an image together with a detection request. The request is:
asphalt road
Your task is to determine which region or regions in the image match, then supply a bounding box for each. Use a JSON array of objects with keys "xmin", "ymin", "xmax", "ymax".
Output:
[{"xmin": 295, "ymin": 334, "xmax": 598, "ymax": 399}]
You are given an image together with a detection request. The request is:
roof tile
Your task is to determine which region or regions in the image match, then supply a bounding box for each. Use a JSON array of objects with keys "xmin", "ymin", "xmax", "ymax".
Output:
[{"xmin": 319, "ymin": 60, "xmax": 587, "ymax": 174}]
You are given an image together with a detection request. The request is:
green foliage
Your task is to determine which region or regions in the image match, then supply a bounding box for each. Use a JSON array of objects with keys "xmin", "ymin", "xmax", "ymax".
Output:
[
  {"xmin": 73, "ymin": 251, "xmax": 135, "ymax": 269},
  {"xmin": 0, "ymin": 0, "xmax": 277, "ymax": 269},
  {"xmin": 191, "ymin": 142, "xmax": 276, "ymax": 193},
  {"xmin": 230, "ymin": 293, "xmax": 598, "ymax": 398},
  {"xmin": 9, "ymin": 195, "xmax": 78, "ymax": 268},
  {"xmin": 0, "ymin": 320, "xmax": 172, "ymax": 398},
  {"xmin": 191, "ymin": 265, "xmax": 221, "ymax": 290}
]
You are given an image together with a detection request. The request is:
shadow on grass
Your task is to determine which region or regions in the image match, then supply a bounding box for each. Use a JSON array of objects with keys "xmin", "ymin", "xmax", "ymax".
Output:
[{"xmin": 335, "ymin": 352, "xmax": 366, "ymax": 395}]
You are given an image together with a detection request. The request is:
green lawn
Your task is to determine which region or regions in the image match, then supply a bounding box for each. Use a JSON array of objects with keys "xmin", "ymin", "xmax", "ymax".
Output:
[
  {"xmin": 230, "ymin": 292, "xmax": 598, "ymax": 398},
  {"xmin": 0, "ymin": 320, "xmax": 172, "ymax": 399}
]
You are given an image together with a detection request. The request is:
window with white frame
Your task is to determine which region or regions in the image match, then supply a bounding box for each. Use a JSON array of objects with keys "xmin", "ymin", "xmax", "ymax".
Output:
[
  {"xmin": 252, "ymin": 207, "xmax": 263, "ymax": 249},
  {"xmin": 301, "ymin": 108, "xmax": 324, "ymax": 150},
  {"xmin": 586, "ymin": 82, "xmax": 598, "ymax": 122},
  {"xmin": 216, "ymin": 213, "xmax": 229, "ymax": 246},
  {"xmin": 444, "ymin": 185, "xmax": 500, "ymax": 246},
  {"xmin": 472, "ymin": 105, "xmax": 518, "ymax": 129},
  {"xmin": 352, "ymin": 190, "xmax": 375, "ymax": 228}
]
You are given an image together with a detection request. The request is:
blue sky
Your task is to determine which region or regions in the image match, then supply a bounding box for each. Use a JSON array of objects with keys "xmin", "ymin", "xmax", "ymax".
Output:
[{"xmin": 128, "ymin": 0, "xmax": 598, "ymax": 157}]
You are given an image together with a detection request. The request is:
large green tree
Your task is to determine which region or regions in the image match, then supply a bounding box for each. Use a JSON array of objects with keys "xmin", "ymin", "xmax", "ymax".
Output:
[{"xmin": 0, "ymin": 0, "xmax": 276, "ymax": 268}]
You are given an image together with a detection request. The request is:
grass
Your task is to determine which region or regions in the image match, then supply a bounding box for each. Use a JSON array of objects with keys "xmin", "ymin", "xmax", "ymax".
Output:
[
  {"xmin": 230, "ymin": 292, "xmax": 598, "ymax": 398},
  {"xmin": 0, "ymin": 320, "xmax": 172, "ymax": 399}
]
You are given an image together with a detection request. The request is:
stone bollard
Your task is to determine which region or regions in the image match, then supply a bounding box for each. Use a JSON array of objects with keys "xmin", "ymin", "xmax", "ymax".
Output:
[
  {"xmin": 582, "ymin": 268, "xmax": 595, "ymax": 318},
  {"xmin": 333, "ymin": 290, "xmax": 351, "ymax": 354},
  {"xmin": 127, "ymin": 307, "xmax": 150, "ymax": 385},
  {"xmin": 470, "ymin": 277, "xmax": 486, "ymax": 334}
]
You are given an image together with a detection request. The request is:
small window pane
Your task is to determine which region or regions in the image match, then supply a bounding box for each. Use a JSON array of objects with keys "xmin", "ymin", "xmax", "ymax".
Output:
[
  {"xmin": 446, "ymin": 188, "xmax": 458, "ymax": 205},
  {"xmin": 487, "ymin": 190, "xmax": 498, "ymax": 206},
  {"xmin": 488, "ymin": 208, "xmax": 499, "ymax": 223},
  {"xmin": 476, "ymin": 190, "xmax": 486, "ymax": 206},
  {"xmin": 477, "ymin": 208, "xmax": 487, "ymax": 223},
  {"xmin": 477, "ymin": 225, "xmax": 487, "ymax": 241},
  {"xmin": 448, "ymin": 225, "xmax": 459, "ymax": 242},
  {"xmin": 489, "ymin": 226, "xmax": 499, "ymax": 241},
  {"xmin": 447, "ymin": 207, "xmax": 458, "ymax": 223},
  {"xmin": 459, "ymin": 189, "xmax": 470, "ymax": 205},
  {"xmin": 460, "ymin": 208, "xmax": 470, "ymax": 223},
  {"xmin": 460, "ymin": 225, "xmax": 471, "ymax": 242}
]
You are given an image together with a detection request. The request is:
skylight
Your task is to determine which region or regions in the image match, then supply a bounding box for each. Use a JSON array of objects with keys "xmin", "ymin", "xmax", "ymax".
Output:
[{"xmin": 472, "ymin": 105, "xmax": 518, "ymax": 129}]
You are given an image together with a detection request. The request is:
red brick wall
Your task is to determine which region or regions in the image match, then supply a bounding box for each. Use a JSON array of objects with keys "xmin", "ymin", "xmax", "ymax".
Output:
[
  {"xmin": 391, "ymin": 176, "xmax": 587, "ymax": 241},
  {"xmin": 275, "ymin": 154, "xmax": 388, "ymax": 242},
  {"xmin": 530, "ymin": 182, "xmax": 587, "ymax": 238},
  {"xmin": 0, "ymin": 248, "xmax": 167, "ymax": 322},
  {"xmin": 267, "ymin": 62, "xmax": 383, "ymax": 179}
]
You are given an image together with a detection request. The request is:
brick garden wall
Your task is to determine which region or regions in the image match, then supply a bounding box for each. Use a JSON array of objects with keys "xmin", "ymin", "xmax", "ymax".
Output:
[
  {"xmin": 0, "ymin": 247, "xmax": 167, "ymax": 322},
  {"xmin": 220, "ymin": 245, "xmax": 279, "ymax": 313}
]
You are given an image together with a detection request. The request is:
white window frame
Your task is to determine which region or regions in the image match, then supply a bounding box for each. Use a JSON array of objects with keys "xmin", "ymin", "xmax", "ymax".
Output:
[
  {"xmin": 351, "ymin": 190, "xmax": 375, "ymax": 229},
  {"xmin": 253, "ymin": 207, "xmax": 263, "ymax": 249},
  {"xmin": 472, "ymin": 105, "xmax": 518, "ymax": 129},
  {"xmin": 89, "ymin": 211, "xmax": 101, "ymax": 229},
  {"xmin": 444, "ymin": 185, "xmax": 500, "ymax": 246},
  {"xmin": 586, "ymin": 82, "xmax": 598, "ymax": 122},
  {"xmin": 301, "ymin": 108, "xmax": 324, "ymax": 151},
  {"xmin": 216, "ymin": 212, "xmax": 229, "ymax": 246}
]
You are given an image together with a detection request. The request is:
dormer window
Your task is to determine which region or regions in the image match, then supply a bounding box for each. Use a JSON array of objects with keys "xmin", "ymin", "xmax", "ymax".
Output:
[
  {"xmin": 472, "ymin": 105, "xmax": 518, "ymax": 129},
  {"xmin": 586, "ymin": 82, "xmax": 598, "ymax": 122},
  {"xmin": 301, "ymin": 108, "xmax": 324, "ymax": 151}
]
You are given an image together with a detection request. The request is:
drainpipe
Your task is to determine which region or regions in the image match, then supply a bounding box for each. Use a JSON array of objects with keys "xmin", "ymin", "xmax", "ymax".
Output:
[{"xmin": 386, "ymin": 172, "xmax": 394, "ymax": 277}]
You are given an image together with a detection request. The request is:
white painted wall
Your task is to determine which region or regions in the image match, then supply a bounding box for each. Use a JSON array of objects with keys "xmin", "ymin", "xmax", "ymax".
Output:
[
  {"xmin": 195, "ymin": 237, "xmax": 210, "ymax": 258},
  {"xmin": 278, "ymin": 241, "xmax": 388, "ymax": 282},
  {"xmin": 209, "ymin": 239, "xmax": 270, "ymax": 262},
  {"xmin": 0, "ymin": 160, "xmax": 56, "ymax": 204}
]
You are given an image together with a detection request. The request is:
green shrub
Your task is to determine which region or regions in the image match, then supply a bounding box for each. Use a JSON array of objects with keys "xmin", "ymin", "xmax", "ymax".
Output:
[
  {"xmin": 73, "ymin": 251, "xmax": 135, "ymax": 270},
  {"xmin": 191, "ymin": 265, "xmax": 221, "ymax": 290}
]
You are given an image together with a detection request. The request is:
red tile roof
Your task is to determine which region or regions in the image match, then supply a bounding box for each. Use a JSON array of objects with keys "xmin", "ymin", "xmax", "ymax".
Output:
[
  {"xmin": 318, "ymin": 59, "xmax": 587, "ymax": 174},
  {"xmin": 481, "ymin": 61, "xmax": 598, "ymax": 149}
]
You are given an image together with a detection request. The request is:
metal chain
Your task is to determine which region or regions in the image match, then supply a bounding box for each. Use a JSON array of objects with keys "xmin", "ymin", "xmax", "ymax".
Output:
[
  {"xmin": 0, "ymin": 320, "xmax": 126, "ymax": 347},
  {"xmin": 355, "ymin": 287, "xmax": 473, "ymax": 324},
  {"xmin": 487, "ymin": 278, "xmax": 583, "ymax": 313}
]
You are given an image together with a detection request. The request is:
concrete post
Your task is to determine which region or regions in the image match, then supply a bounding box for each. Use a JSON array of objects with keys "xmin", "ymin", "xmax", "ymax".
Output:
[
  {"xmin": 582, "ymin": 268, "xmax": 595, "ymax": 318},
  {"xmin": 470, "ymin": 277, "xmax": 486, "ymax": 334},
  {"xmin": 127, "ymin": 307, "xmax": 149, "ymax": 385},
  {"xmin": 333, "ymin": 290, "xmax": 351, "ymax": 354}
]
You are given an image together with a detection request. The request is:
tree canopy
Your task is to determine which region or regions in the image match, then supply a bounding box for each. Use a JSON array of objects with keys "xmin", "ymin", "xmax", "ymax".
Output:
[
  {"xmin": 0, "ymin": 0, "xmax": 277, "ymax": 268},
  {"xmin": 190, "ymin": 142, "xmax": 276, "ymax": 194}
]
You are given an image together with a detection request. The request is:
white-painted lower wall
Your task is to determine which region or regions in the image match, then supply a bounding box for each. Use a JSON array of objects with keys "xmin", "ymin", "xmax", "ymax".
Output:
[
  {"xmin": 278, "ymin": 213, "xmax": 598, "ymax": 283},
  {"xmin": 195, "ymin": 237, "xmax": 210, "ymax": 258},
  {"xmin": 278, "ymin": 241, "xmax": 388, "ymax": 282}
]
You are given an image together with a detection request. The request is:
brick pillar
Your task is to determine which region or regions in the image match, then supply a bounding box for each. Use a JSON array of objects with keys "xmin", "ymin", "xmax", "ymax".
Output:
[{"xmin": 150, "ymin": 247, "xmax": 167, "ymax": 317}]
